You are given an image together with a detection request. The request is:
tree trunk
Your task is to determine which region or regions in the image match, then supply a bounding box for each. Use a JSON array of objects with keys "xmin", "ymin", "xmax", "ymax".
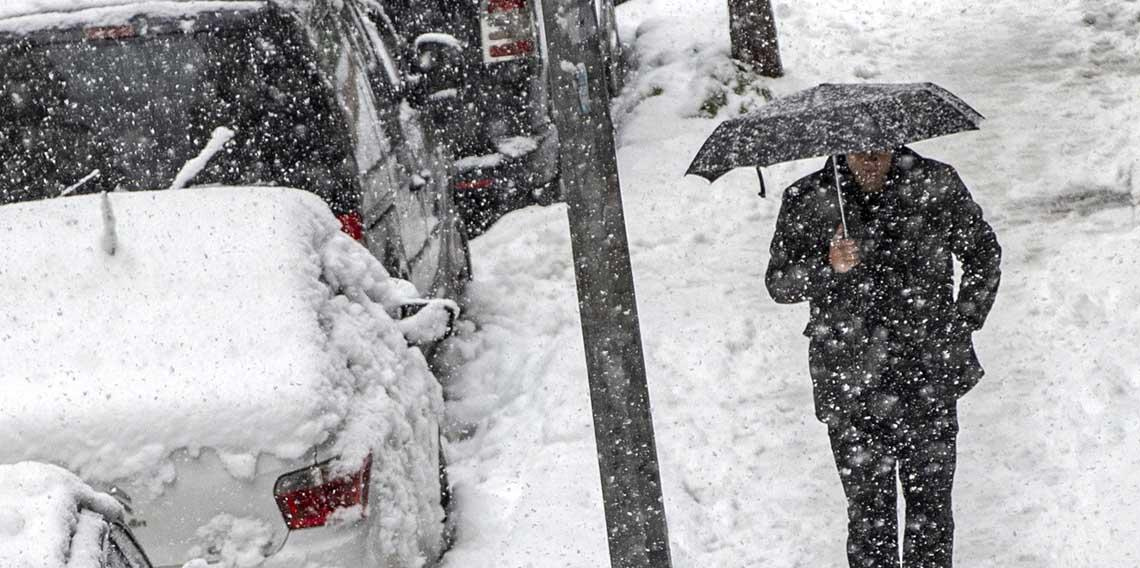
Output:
[{"xmin": 728, "ymin": 0, "xmax": 784, "ymax": 77}]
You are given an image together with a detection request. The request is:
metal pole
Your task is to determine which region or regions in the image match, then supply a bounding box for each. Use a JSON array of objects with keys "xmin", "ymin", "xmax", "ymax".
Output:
[
  {"xmin": 832, "ymin": 156, "xmax": 850, "ymax": 238},
  {"xmin": 727, "ymin": 0, "xmax": 783, "ymax": 77},
  {"xmin": 538, "ymin": 1, "xmax": 673, "ymax": 566}
]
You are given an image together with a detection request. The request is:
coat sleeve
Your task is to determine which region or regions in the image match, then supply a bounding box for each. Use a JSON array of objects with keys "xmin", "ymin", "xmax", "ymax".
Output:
[
  {"xmin": 765, "ymin": 187, "xmax": 843, "ymax": 304},
  {"xmin": 945, "ymin": 170, "xmax": 1002, "ymax": 331}
]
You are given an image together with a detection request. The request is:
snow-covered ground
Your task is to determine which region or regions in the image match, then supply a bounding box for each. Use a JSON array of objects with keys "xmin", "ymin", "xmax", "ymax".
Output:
[{"xmin": 438, "ymin": 0, "xmax": 1140, "ymax": 566}]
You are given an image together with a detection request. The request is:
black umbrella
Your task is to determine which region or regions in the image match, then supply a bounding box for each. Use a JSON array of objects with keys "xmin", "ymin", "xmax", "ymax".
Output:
[
  {"xmin": 687, "ymin": 82, "xmax": 983, "ymax": 182},
  {"xmin": 686, "ymin": 82, "xmax": 983, "ymax": 234}
]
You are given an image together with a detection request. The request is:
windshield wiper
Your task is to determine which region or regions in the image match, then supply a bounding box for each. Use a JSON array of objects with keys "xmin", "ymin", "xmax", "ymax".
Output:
[
  {"xmin": 60, "ymin": 169, "xmax": 101, "ymax": 197},
  {"xmin": 169, "ymin": 127, "xmax": 236, "ymax": 190}
]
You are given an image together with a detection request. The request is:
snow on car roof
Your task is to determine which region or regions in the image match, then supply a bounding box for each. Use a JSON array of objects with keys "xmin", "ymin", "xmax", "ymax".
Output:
[
  {"xmin": 0, "ymin": 1, "xmax": 270, "ymax": 36},
  {"xmin": 0, "ymin": 0, "xmax": 265, "ymax": 21},
  {"xmin": 0, "ymin": 462, "xmax": 124, "ymax": 568},
  {"xmin": 0, "ymin": 188, "xmax": 413, "ymax": 491}
]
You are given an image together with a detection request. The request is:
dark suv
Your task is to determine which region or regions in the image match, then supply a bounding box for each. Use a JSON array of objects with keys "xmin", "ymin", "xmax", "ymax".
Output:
[
  {"xmin": 0, "ymin": 0, "xmax": 469, "ymax": 299},
  {"xmin": 385, "ymin": 0, "xmax": 625, "ymax": 235}
]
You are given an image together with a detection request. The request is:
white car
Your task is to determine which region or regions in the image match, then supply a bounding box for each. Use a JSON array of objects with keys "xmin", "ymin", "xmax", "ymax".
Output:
[
  {"xmin": 0, "ymin": 461, "xmax": 153, "ymax": 568},
  {"xmin": 0, "ymin": 188, "xmax": 456, "ymax": 567}
]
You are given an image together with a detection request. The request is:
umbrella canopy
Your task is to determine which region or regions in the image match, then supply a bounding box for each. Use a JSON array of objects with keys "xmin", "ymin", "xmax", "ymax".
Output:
[{"xmin": 686, "ymin": 82, "xmax": 984, "ymax": 182}]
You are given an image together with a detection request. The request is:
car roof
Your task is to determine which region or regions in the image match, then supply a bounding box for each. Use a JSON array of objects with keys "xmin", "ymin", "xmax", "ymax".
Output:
[
  {"xmin": 0, "ymin": 1, "xmax": 269, "ymax": 38},
  {"xmin": 0, "ymin": 1, "xmax": 266, "ymax": 21}
]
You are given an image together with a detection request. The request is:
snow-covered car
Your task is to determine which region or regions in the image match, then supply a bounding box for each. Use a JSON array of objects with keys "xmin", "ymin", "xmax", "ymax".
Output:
[
  {"xmin": 0, "ymin": 0, "xmax": 470, "ymax": 301},
  {"xmin": 0, "ymin": 462, "xmax": 153, "ymax": 568},
  {"xmin": 385, "ymin": 0, "xmax": 626, "ymax": 235},
  {"xmin": 0, "ymin": 188, "xmax": 456, "ymax": 567}
]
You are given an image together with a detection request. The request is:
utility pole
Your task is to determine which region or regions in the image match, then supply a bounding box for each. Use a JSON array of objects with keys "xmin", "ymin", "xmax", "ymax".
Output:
[
  {"xmin": 539, "ymin": 1, "xmax": 673, "ymax": 567},
  {"xmin": 728, "ymin": 0, "xmax": 783, "ymax": 77}
]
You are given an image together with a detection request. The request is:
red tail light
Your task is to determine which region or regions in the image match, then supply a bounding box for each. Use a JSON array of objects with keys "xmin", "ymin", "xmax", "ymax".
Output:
[
  {"xmin": 455, "ymin": 178, "xmax": 494, "ymax": 191},
  {"xmin": 487, "ymin": 0, "xmax": 525, "ymax": 13},
  {"xmin": 85, "ymin": 25, "xmax": 136, "ymax": 40},
  {"xmin": 489, "ymin": 40, "xmax": 535, "ymax": 58},
  {"xmin": 481, "ymin": 0, "xmax": 536, "ymax": 63},
  {"xmin": 273, "ymin": 454, "xmax": 373, "ymax": 530},
  {"xmin": 337, "ymin": 211, "xmax": 365, "ymax": 243}
]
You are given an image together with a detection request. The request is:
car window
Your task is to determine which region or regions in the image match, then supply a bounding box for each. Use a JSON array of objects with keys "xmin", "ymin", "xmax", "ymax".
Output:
[
  {"xmin": 304, "ymin": 6, "xmax": 412, "ymax": 278},
  {"xmin": 349, "ymin": 2, "xmax": 405, "ymax": 98},
  {"xmin": 0, "ymin": 14, "xmax": 360, "ymax": 212},
  {"xmin": 328, "ymin": 5, "xmax": 441, "ymax": 281}
]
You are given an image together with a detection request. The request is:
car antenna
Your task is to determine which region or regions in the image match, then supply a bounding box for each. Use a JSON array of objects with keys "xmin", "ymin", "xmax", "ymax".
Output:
[{"xmin": 101, "ymin": 191, "xmax": 118, "ymax": 256}]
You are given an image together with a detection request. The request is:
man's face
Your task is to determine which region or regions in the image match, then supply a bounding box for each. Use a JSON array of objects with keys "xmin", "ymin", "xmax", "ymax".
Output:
[{"xmin": 846, "ymin": 151, "xmax": 893, "ymax": 190}]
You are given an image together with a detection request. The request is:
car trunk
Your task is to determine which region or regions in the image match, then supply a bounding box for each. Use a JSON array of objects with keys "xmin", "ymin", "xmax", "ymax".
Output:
[{"xmin": 120, "ymin": 450, "xmax": 312, "ymax": 566}]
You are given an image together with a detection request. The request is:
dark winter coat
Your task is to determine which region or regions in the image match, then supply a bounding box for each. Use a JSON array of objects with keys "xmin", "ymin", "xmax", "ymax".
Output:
[{"xmin": 766, "ymin": 147, "xmax": 1001, "ymax": 425}]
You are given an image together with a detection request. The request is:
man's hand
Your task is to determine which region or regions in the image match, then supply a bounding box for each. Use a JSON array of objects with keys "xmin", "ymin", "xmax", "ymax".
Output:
[{"xmin": 829, "ymin": 225, "xmax": 861, "ymax": 273}]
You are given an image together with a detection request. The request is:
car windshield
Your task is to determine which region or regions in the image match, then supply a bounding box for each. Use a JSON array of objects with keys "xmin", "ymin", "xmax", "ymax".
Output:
[{"xmin": 0, "ymin": 14, "xmax": 359, "ymax": 212}]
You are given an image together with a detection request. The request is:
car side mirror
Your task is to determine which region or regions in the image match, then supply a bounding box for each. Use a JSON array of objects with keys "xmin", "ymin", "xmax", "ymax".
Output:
[
  {"xmin": 406, "ymin": 33, "xmax": 466, "ymax": 111},
  {"xmin": 410, "ymin": 169, "xmax": 433, "ymax": 192},
  {"xmin": 398, "ymin": 299, "xmax": 459, "ymax": 345}
]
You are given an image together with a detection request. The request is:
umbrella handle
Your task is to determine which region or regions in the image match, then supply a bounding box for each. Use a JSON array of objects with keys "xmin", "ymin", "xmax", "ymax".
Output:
[{"xmin": 832, "ymin": 157, "xmax": 850, "ymax": 238}]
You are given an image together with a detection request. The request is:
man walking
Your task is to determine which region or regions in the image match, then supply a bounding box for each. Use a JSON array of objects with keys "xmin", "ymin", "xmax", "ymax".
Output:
[{"xmin": 765, "ymin": 147, "xmax": 1001, "ymax": 568}]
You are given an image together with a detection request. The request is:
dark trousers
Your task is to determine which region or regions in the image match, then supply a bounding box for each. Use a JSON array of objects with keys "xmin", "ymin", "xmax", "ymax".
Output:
[{"xmin": 827, "ymin": 406, "xmax": 958, "ymax": 568}]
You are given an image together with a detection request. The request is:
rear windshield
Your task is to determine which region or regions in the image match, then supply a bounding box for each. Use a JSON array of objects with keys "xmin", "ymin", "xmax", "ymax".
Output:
[{"xmin": 0, "ymin": 13, "xmax": 360, "ymax": 212}]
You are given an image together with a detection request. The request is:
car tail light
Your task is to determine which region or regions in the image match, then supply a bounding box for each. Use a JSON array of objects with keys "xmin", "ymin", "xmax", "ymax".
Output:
[
  {"xmin": 337, "ymin": 212, "xmax": 365, "ymax": 243},
  {"xmin": 273, "ymin": 454, "xmax": 373, "ymax": 530},
  {"xmin": 85, "ymin": 25, "xmax": 137, "ymax": 40},
  {"xmin": 489, "ymin": 40, "xmax": 535, "ymax": 59},
  {"xmin": 481, "ymin": 0, "xmax": 537, "ymax": 63},
  {"xmin": 455, "ymin": 178, "xmax": 494, "ymax": 191},
  {"xmin": 487, "ymin": 0, "xmax": 526, "ymax": 13}
]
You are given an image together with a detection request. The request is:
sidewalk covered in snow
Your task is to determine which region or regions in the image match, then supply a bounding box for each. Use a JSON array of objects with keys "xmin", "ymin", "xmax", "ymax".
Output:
[{"xmin": 437, "ymin": 0, "xmax": 1140, "ymax": 566}]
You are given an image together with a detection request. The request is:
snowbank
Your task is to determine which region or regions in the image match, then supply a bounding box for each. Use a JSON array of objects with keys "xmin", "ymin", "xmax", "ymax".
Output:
[
  {"xmin": 0, "ymin": 462, "xmax": 124, "ymax": 568},
  {"xmin": 437, "ymin": 207, "xmax": 609, "ymax": 567}
]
